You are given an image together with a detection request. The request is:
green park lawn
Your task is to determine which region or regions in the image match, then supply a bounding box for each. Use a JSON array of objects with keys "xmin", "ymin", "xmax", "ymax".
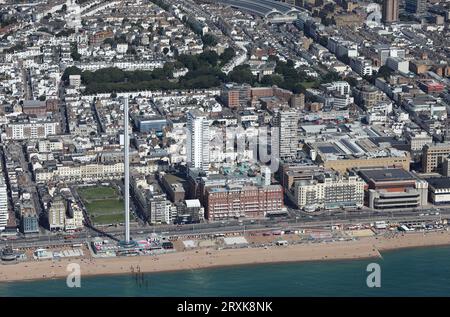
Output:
[
  {"xmin": 78, "ymin": 186, "xmax": 124, "ymax": 225},
  {"xmin": 77, "ymin": 186, "xmax": 119, "ymax": 201}
]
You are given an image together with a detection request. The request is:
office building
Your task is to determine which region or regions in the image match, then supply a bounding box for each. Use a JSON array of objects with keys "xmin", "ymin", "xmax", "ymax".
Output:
[
  {"xmin": 290, "ymin": 93, "xmax": 305, "ymax": 109},
  {"xmin": 349, "ymin": 57, "xmax": 373, "ymax": 77},
  {"xmin": 422, "ymin": 143, "xmax": 450, "ymax": 173},
  {"xmin": 221, "ymin": 83, "xmax": 251, "ymax": 108},
  {"xmin": 310, "ymin": 139, "xmax": 411, "ymax": 173},
  {"xmin": 20, "ymin": 210, "xmax": 39, "ymax": 234},
  {"xmin": 280, "ymin": 163, "xmax": 322, "ymax": 191},
  {"xmin": 444, "ymin": 118, "xmax": 450, "ymax": 142},
  {"xmin": 382, "ymin": 0, "xmax": 399, "ymax": 23},
  {"xmin": 405, "ymin": 0, "xmax": 426, "ymax": 14},
  {"xmin": 357, "ymin": 168, "xmax": 428, "ymax": 210},
  {"xmin": 134, "ymin": 116, "xmax": 167, "ymax": 133},
  {"xmin": 373, "ymin": 45, "xmax": 406, "ymax": 66},
  {"xmin": 425, "ymin": 177, "xmax": 450, "ymax": 204},
  {"xmin": 406, "ymin": 131, "xmax": 432, "ymax": 152},
  {"xmin": 386, "ymin": 57, "xmax": 409, "ymax": 73},
  {"xmin": 175, "ymin": 199, "xmax": 204, "ymax": 224},
  {"xmin": 353, "ymin": 85, "xmax": 385, "ymax": 110}
]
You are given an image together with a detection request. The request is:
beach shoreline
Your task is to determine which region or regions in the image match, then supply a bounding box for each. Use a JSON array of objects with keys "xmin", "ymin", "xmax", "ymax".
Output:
[{"xmin": 1, "ymin": 230, "xmax": 450, "ymax": 283}]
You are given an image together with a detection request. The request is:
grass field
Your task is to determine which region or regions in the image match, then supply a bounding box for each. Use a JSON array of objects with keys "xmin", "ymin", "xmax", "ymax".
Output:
[
  {"xmin": 77, "ymin": 186, "xmax": 119, "ymax": 201},
  {"xmin": 78, "ymin": 186, "xmax": 124, "ymax": 225},
  {"xmin": 300, "ymin": 81, "xmax": 318, "ymax": 89}
]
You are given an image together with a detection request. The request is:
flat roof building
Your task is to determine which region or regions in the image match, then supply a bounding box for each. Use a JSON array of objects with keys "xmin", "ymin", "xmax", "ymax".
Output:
[
  {"xmin": 357, "ymin": 168, "xmax": 428, "ymax": 210},
  {"xmin": 422, "ymin": 143, "xmax": 450, "ymax": 174},
  {"xmin": 425, "ymin": 177, "xmax": 450, "ymax": 204}
]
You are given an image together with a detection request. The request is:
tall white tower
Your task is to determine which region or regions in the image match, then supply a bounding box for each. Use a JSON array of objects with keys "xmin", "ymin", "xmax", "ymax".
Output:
[
  {"xmin": 0, "ymin": 174, "xmax": 8, "ymax": 231},
  {"xmin": 123, "ymin": 97, "xmax": 130, "ymax": 243},
  {"xmin": 273, "ymin": 109, "xmax": 300, "ymax": 161},
  {"xmin": 186, "ymin": 110, "xmax": 210, "ymax": 172}
]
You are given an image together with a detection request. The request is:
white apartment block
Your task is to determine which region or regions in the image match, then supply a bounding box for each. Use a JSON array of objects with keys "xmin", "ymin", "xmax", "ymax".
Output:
[
  {"xmin": 76, "ymin": 60, "xmax": 164, "ymax": 72},
  {"xmin": 116, "ymin": 43, "xmax": 128, "ymax": 54},
  {"xmin": 187, "ymin": 110, "xmax": 210, "ymax": 172},
  {"xmin": 350, "ymin": 57, "xmax": 373, "ymax": 77},
  {"xmin": 328, "ymin": 37, "xmax": 358, "ymax": 58},
  {"xmin": 329, "ymin": 81, "xmax": 351, "ymax": 95},
  {"xmin": 406, "ymin": 131, "xmax": 433, "ymax": 151},
  {"xmin": 65, "ymin": 203, "xmax": 84, "ymax": 231},
  {"xmin": 293, "ymin": 173, "xmax": 365, "ymax": 210},
  {"xmin": 49, "ymin": 197, "xmax": 66, "ymax": 230},
  {"xmin": 38, "ymin": 139, "xmax": 64, "ymax": 153},
  {"xmin": 273, "ymin": 109, "xmax": 300, "ymax": 160},
  {"xmin": 149, "ymin": 198, "xmax": 172, "ymax": 224},
  {"xmin": 4, "ymin": 121, "xmax": 59, "ymax": 140},
  {"xmin": 35, "ymin": 162, "xmax": 125, "ymax": 183},
  {"xmin": 69, "ymin": 74, "xmax": 82, "ymax": 88},
  {"xmin": 386, "ymin": 57, "xmax": 410, "ymax": 74}
]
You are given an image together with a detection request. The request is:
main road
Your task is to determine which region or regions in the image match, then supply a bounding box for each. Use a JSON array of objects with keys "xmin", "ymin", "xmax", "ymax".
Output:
[{"xmin": 1, "ymin": 208, "xmax": 447, "ymax": 249}]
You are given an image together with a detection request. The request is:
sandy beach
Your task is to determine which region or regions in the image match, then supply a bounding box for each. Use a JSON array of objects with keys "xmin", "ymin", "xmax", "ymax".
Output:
[{"xmin": 1, "ymin": 230, "xmax": 450, "ymax": 282}]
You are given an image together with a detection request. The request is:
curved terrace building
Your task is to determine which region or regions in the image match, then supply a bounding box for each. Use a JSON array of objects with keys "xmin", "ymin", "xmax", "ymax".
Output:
[{"xmin": 217, "ymin": 0, "xmax": 302, "ymax": 23}]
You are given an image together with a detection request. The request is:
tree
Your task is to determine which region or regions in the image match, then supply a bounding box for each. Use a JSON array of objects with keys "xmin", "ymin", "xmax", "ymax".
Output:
[
  {"xmin": 228, "ymin": 65, "xmax": 255, "ymax": 85},
  {"xmin": 268, "ymin": 55, "xmax": 279, "ymax": 63},
  {"xmin": 320, "ymin": 71, "xmax": 341, "ymax": 83},
  {"xmin": 377, "ymin": 66, "xmax": 393, "ymax": 80},
  {"xmin": 62, "ymin": 66, "xmax": 82, "ymax": 82},
  {"xmin": 199, "ymin": 50, "xmax": 219, "ymax": 66},
  {"xmin": 163, "ymin": 47, "xmax": 169, "ymax": 55},
  {"xmin": 201, "ymin": 33, "xmax": 218, "ymax": 47},
  {"xmin": 219, "ymin": 47, "xmax": 235, "ymax": 65},
  {"xmin": 261, "ymin": 75, "xmax": 274, "ymax": 86},
  {"xmin": 103, "ymin": 38, "xmax": 116, "ymax": 47},
  {"xmin": 70, "ymin": 42, "xmax": 81, "ymax": 61},
  {"xmin": 344, "ymin": 77, "xmax": 358, "ymax": 87}
]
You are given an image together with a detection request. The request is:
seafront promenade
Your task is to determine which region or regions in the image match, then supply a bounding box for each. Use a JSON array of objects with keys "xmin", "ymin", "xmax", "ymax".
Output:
[{"xmin": 1, "ymin": 230, "xmax": 450, "ymax": 283}]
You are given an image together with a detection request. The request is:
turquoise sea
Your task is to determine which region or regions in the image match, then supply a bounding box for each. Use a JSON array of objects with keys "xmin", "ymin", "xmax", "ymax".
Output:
[{"xmin": 1, "ymin": 245, "xmax": 450, "ymax": 296}]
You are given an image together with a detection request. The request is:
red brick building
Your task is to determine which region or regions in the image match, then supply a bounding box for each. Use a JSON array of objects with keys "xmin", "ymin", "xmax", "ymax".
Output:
[
  {"xmin": 221, "ymin": 84, "xmax": 251, "ymax": 108},
  {"xmin": 205, "ymin": 184, "xmax": 284, "ymax": 220},
  {"xmin": 22, "ymin": 100, "xmax": 47, "ymax": 116},
  {"xmin": 89, "ymin": 30, "xmax": 114, "ymax": 46}
]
